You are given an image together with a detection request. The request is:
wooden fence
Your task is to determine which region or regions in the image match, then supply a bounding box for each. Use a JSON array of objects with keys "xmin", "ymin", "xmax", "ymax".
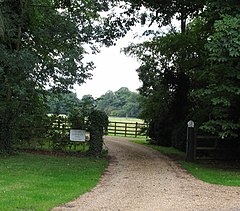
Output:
[
  {"xmin": 17, "ymin": 116, "xmax": 148, "ymax": 151},
  {"xmin": 195, "ymin": 135, "xmax": 218, "ymax": 160},
  {"xmin": 107, "ymin": 121, "xmax": 148, "ymax": 138},
  {"xmin": 186, "ymin": 120, "xmax": 239, "ymax": 161}
]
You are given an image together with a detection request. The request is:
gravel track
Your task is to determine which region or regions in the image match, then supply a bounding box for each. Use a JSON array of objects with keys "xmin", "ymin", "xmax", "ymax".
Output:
[{"xmin": 53, "ymin": 136, "xmax": 240, "ymax": 211}]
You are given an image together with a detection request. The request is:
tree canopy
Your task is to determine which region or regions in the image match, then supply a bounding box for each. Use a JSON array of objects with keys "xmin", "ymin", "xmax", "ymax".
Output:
[
  {"xmin": 96, "ymin": 87, "xmax": 141, "ymax": 118},
  {"xmin": 124, "ymin": 0, "xmax": 240, "ymax": 149},
  {"xmin": 0, "ymin": 0, "xmax": 130, "ymax": 154}
]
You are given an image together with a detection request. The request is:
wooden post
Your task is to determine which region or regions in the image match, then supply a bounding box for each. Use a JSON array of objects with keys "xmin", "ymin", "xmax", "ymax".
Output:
[
  {"xmin": 186, "ymin": 120, "xmax": 196, "ymax": 162},
  {"xmin": 135, "ymin": 122, "xmax": 138, "ymax": 137},
  {"xmin": 57, "ymin": 117, "xmax": 60, "ymax": 129},
  {"xmin": 114, "ymin": 122, "xmax": 117, "ymax": 136},
  {"xmin": 62, "ymin": 124, "xmax": 65, "ymax": 136},
  {"xmin": 125, "ymin": 123, "xmax": 127, "ymax": 137}
]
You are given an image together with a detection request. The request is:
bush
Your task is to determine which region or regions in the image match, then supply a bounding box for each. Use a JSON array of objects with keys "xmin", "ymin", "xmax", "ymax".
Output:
[{"xmin": 88, "ymin": 110, "xmax": 108, "ymax": 156}]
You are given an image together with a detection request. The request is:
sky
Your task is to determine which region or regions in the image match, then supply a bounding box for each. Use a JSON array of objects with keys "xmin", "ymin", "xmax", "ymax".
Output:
[
  {"xmin": 74, "ymin": 26, "xmax": 150, "ymax": 99},
  {"xmin": 73, "ymin": 9, "xmax": 176, "ymax": 100}
]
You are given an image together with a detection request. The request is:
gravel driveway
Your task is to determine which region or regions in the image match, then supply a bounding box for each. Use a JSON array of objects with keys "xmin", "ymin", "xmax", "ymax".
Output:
[{"xmin": 53, "ymin": 136, "xmax": 240, "ymax": 211}]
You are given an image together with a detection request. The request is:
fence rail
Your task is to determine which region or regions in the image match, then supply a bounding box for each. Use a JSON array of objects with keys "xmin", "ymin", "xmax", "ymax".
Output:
[
  {"xmin": 16, "ymin": 117, "xmax": 148, "ymax": 151},
  {"xmin": 195, "ymin": 135, "xmax": 218, "ymax": 160},
  {"xmin": 186, "ymin": 120, "xmax": 239, "ymax": 161},
  {"xmin": 107, "ymin": 121, "xmax": 148, "ymax": 137}
]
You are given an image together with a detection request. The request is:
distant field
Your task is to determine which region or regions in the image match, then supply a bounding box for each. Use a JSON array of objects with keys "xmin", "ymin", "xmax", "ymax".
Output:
[
  {"xmin": 107, "ymin": 117, "xmax": 146, "ymax": 138},
  {"xmin": 109, "ymin": 116, "xmax": 144, "ymax": 123}
]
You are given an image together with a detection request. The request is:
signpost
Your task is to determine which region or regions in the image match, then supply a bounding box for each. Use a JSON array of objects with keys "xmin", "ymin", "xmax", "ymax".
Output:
[{"xmin": 186, "ymin": 120, "xmax": 196, "ymax": 162}]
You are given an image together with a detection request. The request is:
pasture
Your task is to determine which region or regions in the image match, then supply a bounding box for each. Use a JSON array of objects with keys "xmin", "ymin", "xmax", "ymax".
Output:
[
  {"xmin": 108, "ymin": 116, "xmax": 147, "ymax": 138},
  {"xmin": 108, "ymin": 116, "xmax": 144, "ymax": 124}
]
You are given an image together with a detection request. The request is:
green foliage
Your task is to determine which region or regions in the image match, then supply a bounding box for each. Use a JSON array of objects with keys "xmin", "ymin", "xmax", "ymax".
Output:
[
  {"xmin": 124, "ymin": 0, "xmax": 240, "ymax": 150},
  {"xmin": 47, "ymin": 93, "xmax": 96, "ymax": 129},
  {"xmin": 68, "ymin": 94, "xmax": 96, "ymax": 129},
  {"xmin": 207, "ymin": 15, "xmax": 240, "ymax": 59},
  {"xmin": 47, "ymin": 114, "xmax": 72, "ymax": 151},
  {"xmin": 0, "ymin": 1, "xmax": 87, "ymax": 153},
  {"xmin": 125, "ymin": 31, "xmax": 199, "ymax": 148},
  {"xmin": 47, "ymin": 92, "xmax": 81, "ymax": 115},
  {"xmin": 0, "ymin": 153, "xmax": 107, "ymax": 210},
  {"xmin": 47, "ymin": 95, "xmax": 109, "ymax": 155},
  {"xmin": 193, "ymin": 13, "xmax": 240, "ymax": 138},
  {"xmin": 114, "ymin": 0, "xmax": 205, "ymax": 33},
  {"xmin": 96, "ymin": 87, "xmax": 141, "ymax": 117},
  {"xmin": 88, "ymin": 110, "xmax": 108, "ymax": 156},
  {"xmin": 0, "ymin": 0, "xmax": 133, "ymax": 154}
]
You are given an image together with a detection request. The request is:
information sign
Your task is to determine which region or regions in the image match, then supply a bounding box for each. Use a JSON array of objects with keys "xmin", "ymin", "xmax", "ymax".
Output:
[{"xmin": 70, "ymin": 129, "xmax": 86, "ymax": 142}]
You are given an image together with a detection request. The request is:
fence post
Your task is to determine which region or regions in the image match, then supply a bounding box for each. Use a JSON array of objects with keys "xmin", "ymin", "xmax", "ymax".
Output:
[
  {"xmin": 186, "ymin": 120, "xmax": 196, "ymax": 162},
  {"xmin": 135, "ymin": 122, "xmax": 138, "ymax": 137},
  {"xmin": 125, "ymin": 123, "xmax": 127, "ymax": 137},
  {"xmin": 114, "ymin": 122, "xmax": 117, "ymax": 136},
  {"xmin": 62, "ymin": 124, "xmax": 65, "ymax": 136}
]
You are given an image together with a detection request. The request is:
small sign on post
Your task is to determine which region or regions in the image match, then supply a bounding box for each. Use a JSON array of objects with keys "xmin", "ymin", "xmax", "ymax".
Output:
[
  {"xmin": 70, "ymin": 129, "xmax": 86, "ymax": 142},
  {"xmin": 186, "ymin": 120, "xmax": 196, "ymax": 162},
  {"xmin": 187, "ymin": 120, "xmax": 194, "ymax": 128}
]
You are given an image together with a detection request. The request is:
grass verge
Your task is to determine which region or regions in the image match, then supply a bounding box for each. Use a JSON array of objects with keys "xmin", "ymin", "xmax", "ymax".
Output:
[
  {"xmin": 132, "ymin": 139, "xmax": 240, "ymax": 186},
  {"xmin": 0, "ymin": 153, "xmax": 108, "ymax": 211},
  {"xmin": 181, "ymin": 162, "xmax": 240, "ymax": 186}
]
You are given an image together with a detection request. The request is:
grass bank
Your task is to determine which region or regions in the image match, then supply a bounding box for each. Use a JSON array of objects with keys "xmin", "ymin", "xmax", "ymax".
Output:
[
  {"xmin": 132, "ymin": 139, "xmax": 240, "ymax": 186},
  {"xmin": 0, "ymin": 153, "xmax": 107, "ymax": 211}
]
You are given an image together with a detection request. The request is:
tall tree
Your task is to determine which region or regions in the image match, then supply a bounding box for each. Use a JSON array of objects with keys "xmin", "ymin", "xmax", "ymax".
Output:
[
  {"xmin": 0, "ymin": 0, "xmax": 123, "ymax": 154},
  {"xmin": 125, "ymin": 28, "xmax": 205, "ymax": 148},
  {"xmin": 46, "ymin": 92, "xmax": 82, "ymax": 114},
  {"xmin": 192, "ymin": 2, "xmax": 240, "ymax": 138},
  {"xmin": 125, "ymin": 0, "xmax": 240, "ymax": 149}
]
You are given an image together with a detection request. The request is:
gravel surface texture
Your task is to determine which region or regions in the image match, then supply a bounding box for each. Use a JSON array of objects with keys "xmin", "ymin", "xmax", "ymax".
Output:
[{"xmin": 53, "ymin": 136, "xmax": 240, "ymax": 211}]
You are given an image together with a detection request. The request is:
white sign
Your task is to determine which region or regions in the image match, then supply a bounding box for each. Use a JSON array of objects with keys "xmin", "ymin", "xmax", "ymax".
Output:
[
  {"xmin": 70, "ymin": 129, "xmax": 86, "ymax": 142},
  {"xmin": 187, "ymin": 120, "xmax": 195, "ymax": 128}
]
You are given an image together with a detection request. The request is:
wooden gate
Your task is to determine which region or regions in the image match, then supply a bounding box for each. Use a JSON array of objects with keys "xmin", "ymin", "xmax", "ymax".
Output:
[
  {"xmin": 186, "ymin": 120, "xmax": 239, "ymax": 161},
  {"xmin": 107, "ymin": 121, "xmax": 148, "ymax": 138}
]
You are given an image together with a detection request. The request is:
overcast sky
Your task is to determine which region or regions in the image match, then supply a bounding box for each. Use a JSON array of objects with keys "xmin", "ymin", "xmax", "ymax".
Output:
[
  {"xmin": 74, "ymin": 25, "xmax": 152, "ymax": 99},
  {"xmin": 73, "ymin": 5, "xmax": 181, "ymax": 100}
]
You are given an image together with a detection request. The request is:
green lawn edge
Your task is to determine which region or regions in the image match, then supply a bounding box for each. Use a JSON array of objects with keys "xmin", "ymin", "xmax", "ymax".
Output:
[
  {"xmin": 0, "ymin": 153, "xmax": 108, "ymax": 211},
  {"xmin": 131, "ymin": 139, "xmax": 240, "ymax": 186}
]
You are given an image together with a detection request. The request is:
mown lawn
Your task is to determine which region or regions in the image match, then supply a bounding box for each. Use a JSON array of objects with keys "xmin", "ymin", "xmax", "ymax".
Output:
[
  {"xmin": 182, "ymin": 162, "xmax": 240, "ymax": 186},
  {"xmin": 108, "ymin": 116, "xmax": 144, "ymax": 123},
  {"xmin": 0, "ymin": 153, "xmax": 108, "ymax": 211},
  {"xmin": 132, "ymin": 139, "xmax": 240, "ymax": 186}
]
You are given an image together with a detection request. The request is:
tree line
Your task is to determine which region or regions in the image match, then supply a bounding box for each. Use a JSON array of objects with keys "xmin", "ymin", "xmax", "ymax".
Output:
[
  {"xmin": 123, "ymin": 0, "xmax": 240, "ymax": 151},
  {"xmin": 47, "ymin": 87, "xmax": 141, "ymax": 118},
  {"xmin": 96, "ymin": 87, "xmax": 141, "ymax": 118}
]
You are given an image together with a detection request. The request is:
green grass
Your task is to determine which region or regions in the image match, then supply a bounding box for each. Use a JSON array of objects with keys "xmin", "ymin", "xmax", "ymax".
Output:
[
  {"xmin": 0, "ymin": 153, "xmax": 108, "ymax": 211},
  {"xmin": 132, "ymin": 139, "xmax": 185, "ymax": 159},
  {"xmin": 132, "ymin": 139, "xmax": 240, "ymax": 186},
  {"xmin": 181, "ymin": 162, "xmax": 240, "ymax": 186},
  {"xmin": 109, "ymin": 116, "xmax": 144, "ymax": 123}
]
